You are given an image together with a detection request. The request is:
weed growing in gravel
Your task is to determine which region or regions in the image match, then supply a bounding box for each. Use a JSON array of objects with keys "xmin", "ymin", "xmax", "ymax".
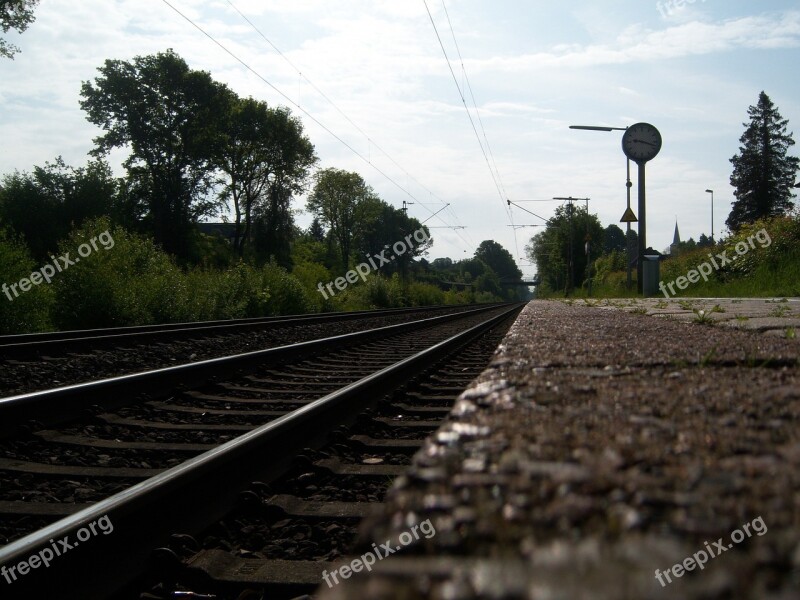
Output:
[
  {"xmin": 769, "ymin": 305, "xmax": 791, "ymax": 318},
  {"xmin": 700, "ymin": 346, "xmax": 718, "ymax": 367},
  {"xmin": 786, "ymin": 327, "xmax": 796, "ymax": 340},
  {"xmin": 630, "ymin": 307, "xmax": 648, "ymax": 315},
  {"xmin": 692, "ymin": 309, "xmax": 714, "ymax": 325}
]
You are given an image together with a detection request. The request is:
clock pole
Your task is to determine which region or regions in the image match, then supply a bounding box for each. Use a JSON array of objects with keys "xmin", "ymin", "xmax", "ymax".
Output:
[
  {"xmin": 620, "ymin": 122, "xmax": 661, "ymax": 295},
  {"xmin": 637, "ymin": 161, "xmax": 646, "ymax": 294}
]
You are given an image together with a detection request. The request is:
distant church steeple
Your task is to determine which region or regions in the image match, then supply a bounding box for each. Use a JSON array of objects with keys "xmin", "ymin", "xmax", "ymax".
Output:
[{"xmin": 670, "ymin": 220, "xmax": 681, "ymax": 255}]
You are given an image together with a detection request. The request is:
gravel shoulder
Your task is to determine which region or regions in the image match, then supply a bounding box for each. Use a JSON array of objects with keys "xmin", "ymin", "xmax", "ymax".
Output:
[{"xmin": 318, "ymin": 299, "xmax": 800, "ymax": 600}]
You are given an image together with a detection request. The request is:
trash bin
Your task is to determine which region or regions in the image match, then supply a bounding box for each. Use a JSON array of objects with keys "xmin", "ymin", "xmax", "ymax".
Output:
[{"xmin": 642, "ymin": 254, "xmax": 660, "ymax": 297}]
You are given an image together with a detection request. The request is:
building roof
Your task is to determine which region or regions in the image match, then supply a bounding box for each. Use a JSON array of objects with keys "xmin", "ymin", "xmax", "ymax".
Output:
[{"xmin": 672, "ymin": 220, "xmax": 681, "ymax": 245}]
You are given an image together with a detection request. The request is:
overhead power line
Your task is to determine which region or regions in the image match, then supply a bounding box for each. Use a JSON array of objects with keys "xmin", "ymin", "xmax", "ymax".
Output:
[
  {"xmin": 422, "ymin": 0, "xmax": 519, "ymax": 260},
  {"xmin": 440, "ymin": 0, "xmax": 509, "ymax": 204},
  {"xmin": 224, "ymin": 2, "xmax": 462, "ymax": 219},
  {"xmin": 422, "ymin": 0, "xmax": 511, "ymax": 219},
  {"xmin": 160, "ymin": 0, "xmax": 474, "ymax": 251}
]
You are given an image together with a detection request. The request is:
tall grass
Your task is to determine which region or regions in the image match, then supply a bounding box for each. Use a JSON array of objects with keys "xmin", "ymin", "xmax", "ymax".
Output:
[
  {"xmin": 3, "ymin": 218, "xmax": 315, "ymax": 333},
  {"xmin": 658, "ymin": 216, "xmax": 800, "ymax": 298},
  {"xmin": 0, "ymin": 218, "xmax": 488, "ymax": 334},
  {"xmin": 328, "ymin": 272, "xmax": 481, "ymax": 310}
]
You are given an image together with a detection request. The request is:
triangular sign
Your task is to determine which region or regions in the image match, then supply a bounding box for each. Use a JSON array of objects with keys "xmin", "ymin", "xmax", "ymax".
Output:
[{"xmin": 620, "ymin": 207, "xmax": 638, "ymax": 223}]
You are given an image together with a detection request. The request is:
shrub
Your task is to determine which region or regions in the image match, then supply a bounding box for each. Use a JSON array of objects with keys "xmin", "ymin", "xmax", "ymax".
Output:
[
  {"xmin": 336, "ymin": 273, "xmax": 397, "ymax": 309},
  {"xmin": 52, "ymin": 218, "xmax": 183, "ymax": 328},
  {"xmin": 660, "ymin": 214, "xmax": 800, "ymax": 288},
  {"xmin": 406, "ymin": 281, "xmax": 445, "ymax": 306},
  {"xmin": 443, "ymin": 288, "xmax": 473, "ymax": 304},
  {"xmin": 259, "ymin": 262, "xmax": 313, "ymax": 316},
  {"xmin": 0, "ymin": 230, "xmax": 54, "ymax": 333},
  {"xmin": 292, "ymin": 261, "xmax": 332, "ymax": 312}
]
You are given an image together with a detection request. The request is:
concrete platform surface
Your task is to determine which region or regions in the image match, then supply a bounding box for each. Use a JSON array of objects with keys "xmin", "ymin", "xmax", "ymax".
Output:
[
  {"xmin": 594, "ymin": 297, "xmax": 800, "ymax": 338},
  {"xmin": 316, "ymin": 300, "xmax": 800, "ymax": 600}
]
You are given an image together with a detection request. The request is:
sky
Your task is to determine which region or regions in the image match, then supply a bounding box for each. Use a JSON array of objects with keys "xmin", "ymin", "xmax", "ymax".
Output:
[{"xmin": 1, "ymin": 0, "xmax": 799, "ymax": 281}]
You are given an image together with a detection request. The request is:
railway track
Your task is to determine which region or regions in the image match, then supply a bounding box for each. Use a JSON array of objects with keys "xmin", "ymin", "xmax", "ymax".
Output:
[
  {"xmin": 0, "ymin": 304, "xmax": 494, "ymax": 358},
  {"xmin": 0, "ymin": 304, "xmax": 499, "ymax": 399},
  {"xmin": 0, "ymin": 302, "xmax": 524, "ymax": 599}
]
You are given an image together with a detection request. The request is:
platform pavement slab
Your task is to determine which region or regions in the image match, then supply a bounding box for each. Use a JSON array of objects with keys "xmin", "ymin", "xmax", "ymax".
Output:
[
  {"xmin": 316, "ymin": 300, "xmax": 800, "ymax": 600},
  {"xmin": 590, "ymin": 297, "xmax": 800, "ymax": 338}
]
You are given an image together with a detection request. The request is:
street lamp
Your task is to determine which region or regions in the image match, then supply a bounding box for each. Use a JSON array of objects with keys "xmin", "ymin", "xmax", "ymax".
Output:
[
  {"xmin": 570, "ymin": 125, "xmax": 634, "ymax": 290},
  {"xmin": 705, "ymin": 189, "xmax": 714, "ymax": 242}
]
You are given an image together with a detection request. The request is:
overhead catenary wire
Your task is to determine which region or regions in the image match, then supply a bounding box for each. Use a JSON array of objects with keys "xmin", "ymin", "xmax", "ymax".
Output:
[
  {"xmin": 424, "ymin": 0, "xmax": 528, "ymax": 269},
  {"xmin": 422, "ymin": 0, "xmax": 513, "ymax": 225},
  {"xmin": 439, "ymin": 0, "xmax": 510, "ymax": 257},
  {"xmin": 222, "ymin": 0, "xmax": 475, "ymax": 253},
  {"xmin": 440, "ymin": 0, "xmax": 510, "ymax": 205},
  {"xmin": 160, "ymin": 0, "xmax": 474, "ymax": 252}
]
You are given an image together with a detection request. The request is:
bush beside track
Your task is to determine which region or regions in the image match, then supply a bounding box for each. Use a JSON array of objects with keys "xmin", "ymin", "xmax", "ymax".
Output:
[{"xmin": 0, "ymin": 218, "xmax": 498, "ymax": 334}]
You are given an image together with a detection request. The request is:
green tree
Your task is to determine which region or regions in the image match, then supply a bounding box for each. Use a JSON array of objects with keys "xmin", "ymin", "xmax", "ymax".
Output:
[
  {"xmin": 674, "ymin": 238, "xmax": 697, "ymax": 253},
  {"xmin": 473, "ymin": 240, "xmax": 524, "ymax": 300},
  {"xmin": 603, "ymin": 224, "xmax": 626, "ymax": 254},
  {"xmin": 80, "ymin": 49, "xmax": 229, "ymax": 260},
  {"xmin": 526, "ymin": 204, "xmax": 604, "ymax": 294},
  {"xmin": 727, "ymin": 91, "xmax": 799, "ymax": 232},
  {"xmin": 215, "ymin": 96, "xmax": 316, "ymax": 258},
  {"xmin": 354, "ymin": 200, "xmax": 431, "ymax": 278},
  {"xmin": 0, "ymin": 229, "xmax": 53, "ymax": 333},
  {"xmin": 308, "ymin": 217, "xmax": 325, "ymax": 243},
  {"xmin": 306, "ymin": 168, "xmax": 382, "ymax": 270},
  {"xmin": 697, "ymin": 233, "xmax": 713, "ymax": 248},
  {"xmin": 459, "ymin": 257, "xmax": 486, "ymax": 281},
  {"xmin": 474, "ymin": 240, "xmax": 521, "ymax": 281},
  {"xmin": 431, "ymin": 257, "xmax": 453, "ymax": 270},
  {"xmin": 1, "ymin": 0, "xmax": 38, "ymax": 59},
  {"xmin": 0, "ymin": 157, "xmax": 118, "ymax": 260}
]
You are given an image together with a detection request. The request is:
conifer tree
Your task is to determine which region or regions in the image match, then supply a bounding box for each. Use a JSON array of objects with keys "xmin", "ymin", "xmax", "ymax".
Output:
[{"xmin": 727, "ymin": 91, "xmax": 798, "ymax": 231}]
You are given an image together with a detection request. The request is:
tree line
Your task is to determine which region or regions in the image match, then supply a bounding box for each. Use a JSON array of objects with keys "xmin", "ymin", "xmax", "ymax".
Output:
[
  {"xmin": 0, "ymin": 49, "xmax": 433, "ymax": 273},
  {"xmin": 0, "ymin": 48, "xmax": 529, "ymax": 333}
]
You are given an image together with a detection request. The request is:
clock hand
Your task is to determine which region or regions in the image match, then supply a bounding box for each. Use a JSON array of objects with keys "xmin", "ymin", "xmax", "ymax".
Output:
[{"xmin": 632, "ymin": 139, "xmax": 657, "ymax": 147}]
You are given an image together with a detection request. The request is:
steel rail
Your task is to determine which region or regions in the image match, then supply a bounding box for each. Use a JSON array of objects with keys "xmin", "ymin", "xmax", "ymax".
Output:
[
  {"xmin": 0, "ymin": 304, "xmax": 510, "ymax": 434},
  {"xmin": 0, "ymin": 303, "xmax": 502, "ymax": 355},
  {"xmin": 0, "ymin": 303, "xmax": 524, "ymax": 599}
]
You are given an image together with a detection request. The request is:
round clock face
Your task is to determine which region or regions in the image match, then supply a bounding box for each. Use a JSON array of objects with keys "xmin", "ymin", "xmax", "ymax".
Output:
[{"xmin": 621, "ymin": 123, "xmax": 662, "ymax": 163}]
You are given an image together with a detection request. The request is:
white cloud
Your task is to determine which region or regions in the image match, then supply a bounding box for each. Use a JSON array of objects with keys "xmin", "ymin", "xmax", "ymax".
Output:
[{"xmin": 471, "ymin": 11, "xmax": 800, "ymax": 71}]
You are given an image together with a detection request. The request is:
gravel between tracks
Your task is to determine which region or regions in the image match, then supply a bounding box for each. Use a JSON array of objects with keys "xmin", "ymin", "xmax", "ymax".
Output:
[{"xmin": 0, "ymin": 307, "xmax": 477, "ymax": 396}]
